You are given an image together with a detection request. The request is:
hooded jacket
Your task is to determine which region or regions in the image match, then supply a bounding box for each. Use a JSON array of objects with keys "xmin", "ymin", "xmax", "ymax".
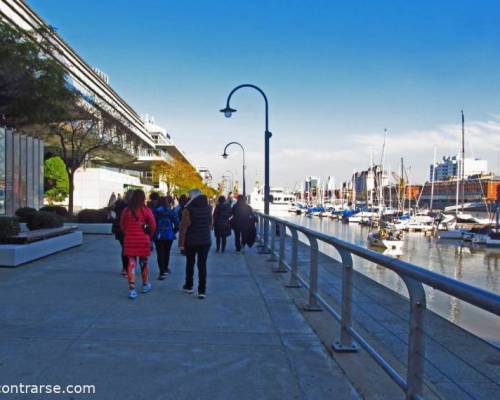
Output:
[
  {"xmin": 179, "ymin": 195, "xmax": 213, "ymax": 248},
  {"xmin": 120, "ymin": 205, "xmax": 156, "ymax": 257}
]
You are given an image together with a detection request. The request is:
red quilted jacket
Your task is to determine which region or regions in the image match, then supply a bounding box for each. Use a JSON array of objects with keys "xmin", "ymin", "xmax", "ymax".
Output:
[{"xmin": 120, "ymin": 206, "xmax": 156, "ymax": 257}]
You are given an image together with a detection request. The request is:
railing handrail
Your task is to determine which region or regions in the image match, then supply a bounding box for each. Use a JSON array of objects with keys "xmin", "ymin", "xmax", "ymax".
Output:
[
  {"xmin": 256, "ymin": 212, "xmax": 500, "ymax": 399},
  {"xmin": 256, "ymin": 212, "xmax": 500, "ymax": 316}
]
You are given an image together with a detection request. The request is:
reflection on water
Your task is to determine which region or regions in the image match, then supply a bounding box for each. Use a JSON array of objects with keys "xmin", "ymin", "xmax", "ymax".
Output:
[{"xmin": 282, "ymin": 214, "xmax": 500, "ymax": 347}]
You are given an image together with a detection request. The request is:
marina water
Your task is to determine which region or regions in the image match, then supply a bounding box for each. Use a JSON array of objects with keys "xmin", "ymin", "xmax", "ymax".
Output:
[{"xmin": 282, "ymin": 214, "xmax": 500, "ymax": 348}]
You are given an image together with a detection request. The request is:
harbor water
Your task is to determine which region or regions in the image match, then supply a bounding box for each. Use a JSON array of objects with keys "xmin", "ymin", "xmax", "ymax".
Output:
[{"xmin": 281, "ymin": 214, "xmax": 500, "ymax": 348}]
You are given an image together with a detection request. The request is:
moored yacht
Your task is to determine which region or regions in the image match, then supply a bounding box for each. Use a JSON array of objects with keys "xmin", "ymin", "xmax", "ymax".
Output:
[{"xmin": 249, "ymin": 186, "xmax": 296, "ymax": 215}]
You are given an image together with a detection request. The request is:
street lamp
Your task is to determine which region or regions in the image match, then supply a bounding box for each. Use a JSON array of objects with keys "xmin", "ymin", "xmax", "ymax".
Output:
[
  {"xmin": 222, "ymin": 170, "xmax": 234, "ymax": 194},
  {"xmin": 220, "ymin": 84, "xmax": 272, "ymax": 248},
  {"xmin": 222, "ymin": 141, "xmax": 246, "ymax": 197}
]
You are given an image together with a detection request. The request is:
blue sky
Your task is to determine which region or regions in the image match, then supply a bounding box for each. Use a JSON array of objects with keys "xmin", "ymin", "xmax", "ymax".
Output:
[{"xmin": 29, "ymin": 0, "xmax": 500, "ymax": 189}]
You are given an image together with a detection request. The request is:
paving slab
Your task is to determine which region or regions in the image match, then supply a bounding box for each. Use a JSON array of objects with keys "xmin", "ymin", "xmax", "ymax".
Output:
[{"xmin": 0, "ymin": 235, "xmax": 360, "ymax": 400}]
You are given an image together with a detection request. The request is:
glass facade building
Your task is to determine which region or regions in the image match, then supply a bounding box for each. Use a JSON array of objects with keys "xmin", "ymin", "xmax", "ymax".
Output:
[{"xmin": 0, "ymin": 127, "xmax": 44, "ymax": 215}]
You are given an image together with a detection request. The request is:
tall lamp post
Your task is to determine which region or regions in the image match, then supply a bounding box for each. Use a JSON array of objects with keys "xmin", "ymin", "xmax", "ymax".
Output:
[
  {"xmin": 222, "ymin": 170, "xmax": 234, "ymax": 194},
  {"xmin": 222, "ymin": 141, "xmax": 246, "ymax": 197},
  {"xmin": 220, "ymin": 84, "xmax": 272, "ymax": 248}
]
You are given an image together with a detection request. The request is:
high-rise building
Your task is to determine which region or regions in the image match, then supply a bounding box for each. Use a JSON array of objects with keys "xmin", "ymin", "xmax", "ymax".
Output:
[{"xmin": 430, "ymin": 156, "xmax": 488, "ymax": 181}]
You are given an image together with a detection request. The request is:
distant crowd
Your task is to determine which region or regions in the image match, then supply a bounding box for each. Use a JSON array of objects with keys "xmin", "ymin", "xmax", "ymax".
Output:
[{"xmin": 108, "ymin": 189, "xmax": 256, "ymax": 299}]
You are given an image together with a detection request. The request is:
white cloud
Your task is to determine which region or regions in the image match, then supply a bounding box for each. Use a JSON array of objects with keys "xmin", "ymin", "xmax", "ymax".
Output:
[{"xmin": 188, "ymin": 114, "xmax": 500, "ymax": 191}]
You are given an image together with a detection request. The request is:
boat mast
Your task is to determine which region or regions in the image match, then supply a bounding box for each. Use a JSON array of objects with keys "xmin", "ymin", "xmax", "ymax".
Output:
[
  {"xmin": 400, "ymin": 157, "xmax": 405, "ymax": 214},
  {"xmin": 430, "ymin": 146, "xmax": 436, "ymax": 212},
  {"xmin": 461, "ymin": 110, "xmax": 465, "ymax": 213},
  {"xmin": 388, "ymin": 164, "xmax": 393, "ymax": 209},
  {"xmin": 455, "ymin": 154, "xmax": 460, "ymax": 217},
  {"xmin": 379, "ymin": 129, "xmax": 387, "ymax": 210}
]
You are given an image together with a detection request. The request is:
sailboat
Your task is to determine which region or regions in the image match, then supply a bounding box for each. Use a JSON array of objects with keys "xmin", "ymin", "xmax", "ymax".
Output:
[
  {"xmin": 367, "ymin": 130, "xmax": 404, "ymax": 252},
  {"xmin": 437, "ymin": 111, "xmax": 472, "ymax": 240}
]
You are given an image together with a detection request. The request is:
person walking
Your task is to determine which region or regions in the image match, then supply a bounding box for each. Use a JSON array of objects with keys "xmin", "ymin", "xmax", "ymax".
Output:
[
  {"xmin": 213, "ymin": 195, "xmax": 232, "ymax": 253},
  {"xmin": 153, "ymin": 195, "xmax": 179, "ymax": 279},
  {"xmin": 112, "ymin": 189, "xmax": 134, "ymax": 276},
  {"xmin": 178, "ymin": 189, "xmax": 212, "ymax": 299},
  {"xmin": 231, "ymin": 195, "xmax": 255, "ymax": 253},
  {"xmin": 175, "ymin": 194, "xmax": 188, "ymax": 222},
  {"xmin": 120, "ymin": 189, "xmax": 157, "ymax": 299}
]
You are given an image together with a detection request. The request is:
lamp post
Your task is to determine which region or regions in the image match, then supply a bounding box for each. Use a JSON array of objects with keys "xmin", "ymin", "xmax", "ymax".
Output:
[
  {"xmin": 220, "ymin": 84, "xmax": 272, "ymax": 248},
  {"xmin": 222, "ymin": 141, "xmax": 246, "ymax": 197},
  {"xmin": 222, "ymin": 170, "xmax": 234, "ymax": 194}
]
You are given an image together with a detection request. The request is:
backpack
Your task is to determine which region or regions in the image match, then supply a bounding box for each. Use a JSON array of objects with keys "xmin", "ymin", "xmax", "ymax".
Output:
[{"xmin": 155, "ymin": 207, "xmax": 175, "ymax": 241}]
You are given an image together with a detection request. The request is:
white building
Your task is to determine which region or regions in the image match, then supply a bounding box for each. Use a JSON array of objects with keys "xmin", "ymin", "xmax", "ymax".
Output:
[{"xmin": 430, "ymin": 156, "xmax": 488, "ymax": 181}]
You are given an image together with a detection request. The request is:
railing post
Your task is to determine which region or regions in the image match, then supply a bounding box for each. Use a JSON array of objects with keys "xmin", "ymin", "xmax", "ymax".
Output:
[
  {"xmin": 303, "ymin": 234, "xmax": 322, "ymax": 311},
  {"xmin": 274, "ymin": 223, "xmax": 287, "ymax": 273},
  {"xmin": 267, "ymin": 219, "xmax": 277, "ymax": 261},
  {"xmin": 401, "ymin": 276, "xmax": 426, "ymax": 400},
  {"xmin": 258, "ymin": 215, "xmax": 270, "ymax": 254},
  {"xmin": 285, "ymin": 228, "xmax": 301, "ymax": 288},
  {"xmin": 257, "ymin": 214, "xmax": 264, "ymax": 245},
  {"xmin": 332, "ymin": 248, "xmax": 359, "ymax": 352}
]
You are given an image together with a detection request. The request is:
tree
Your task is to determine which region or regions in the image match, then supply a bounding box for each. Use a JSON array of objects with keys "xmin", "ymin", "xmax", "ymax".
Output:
[
  {"xmin": 0, "ymin": 21, "xmax": 77, "ymax": 128},
  {"xmin": 47, "ymin": 117, "xmax": 122, "ymax": 214},
  {"xmin": 152, "ymin": 159, "xmax": 218, "ymax": 198},
  {"xmin": 44, "ymin": 156, "xmax": 69, "ymax": 204}
]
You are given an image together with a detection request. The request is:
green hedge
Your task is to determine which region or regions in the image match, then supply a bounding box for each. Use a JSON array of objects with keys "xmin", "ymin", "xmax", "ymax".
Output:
[
  {"xmin": 27, "ymin": 211, "xmax": 63, "ymax": 230},
  {"xmin": 0, "ymin": 216, "xmax": 20, "ymax": 242},
  {"xmin": 77, "ymin": 208, "xmax": 109, "ymax": 223},
  {"xmin": 39, "ymin": 205, "xmax": 68, "ymax": 217},
  {"xmin": 14, "ymin": 207, "xmax": 37, "ymax": 223}
]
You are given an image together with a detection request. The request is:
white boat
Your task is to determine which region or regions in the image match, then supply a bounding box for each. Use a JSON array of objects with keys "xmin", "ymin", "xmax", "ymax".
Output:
[
  {"xmin": 250, "ymin": 187, "xmax": 295, "ymax": 215},
  {"xmin": 348, "ymin": 211, "xmax": 378, "ymax": 223},
  {"xmin": 402, "ymin": 215, "xmax": 435, "ymax": 232},
  {"xmin": 367, "ymin": 229, "xmax": 404, "ymax": 251}
]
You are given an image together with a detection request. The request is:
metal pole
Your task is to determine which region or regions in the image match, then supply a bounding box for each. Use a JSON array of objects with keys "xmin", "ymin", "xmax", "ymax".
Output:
[
  {"xmin": 222, "ymin": 84, "xmax": 271, "ymax": 247},
  {"xmin": 333, "ymin": 248, "xmax": 359, "ymax": 352},
  {"xmin": 274, "ymin": 223, "xmax": 287, "ymax": 273},
  {"xmin": 267, "ymin": 219, "xmax": 277, "ymax": 261},
  {"xmin": 286, "ymin": 228, "xmax": 301, "ymax": 288},
  {"xmin": 303, "ymin": 234, "xmax": 322, "ymax": 311},
  {"xmin": 401, "ymin": 276, "xmax": 426, "ymax": 400},
  {"xmin": 222, "ymin": 142, "xmax": 246, "ymax": 197}
]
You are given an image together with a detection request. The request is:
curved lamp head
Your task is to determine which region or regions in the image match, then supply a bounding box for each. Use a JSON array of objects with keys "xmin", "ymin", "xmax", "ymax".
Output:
[
  {"xmin": 220, "ymin": 106, "xmax": 237, "ymax": 118},
  {"xmin": 221, "ymin": 152, "xmax": 229, "ymax": 159}
]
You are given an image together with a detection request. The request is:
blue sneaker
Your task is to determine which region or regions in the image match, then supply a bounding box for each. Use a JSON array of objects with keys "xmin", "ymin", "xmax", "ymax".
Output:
[
  {"xmin": 142, "ymin": 283, "xmax": 152, "ymax": 294},
  {"xmin": 128, "ymin": 289, "xmax": 138, "ymax": 299}
]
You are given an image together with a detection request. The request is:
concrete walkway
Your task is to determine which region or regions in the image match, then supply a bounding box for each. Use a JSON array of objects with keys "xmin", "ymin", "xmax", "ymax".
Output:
[{"xmin": 0, "ymin": 235, "xmax": 360, "ymax": 399}]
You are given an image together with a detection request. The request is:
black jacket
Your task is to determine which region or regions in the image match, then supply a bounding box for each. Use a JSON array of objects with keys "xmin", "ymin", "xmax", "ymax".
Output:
[
  {"xmin": 213, "ymin": 202, "xmax": 232, "ymax": 237},
  {"xmin": 184, "ymin": 195, "xmax": 212, "ymax": 247},
  {"xmin": 231, "ymin": 202, "xmax": 253, "ymax": 231}
]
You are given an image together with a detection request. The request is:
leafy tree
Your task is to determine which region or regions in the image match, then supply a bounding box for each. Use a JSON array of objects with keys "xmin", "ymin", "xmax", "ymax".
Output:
[
  {"xmin": 152, "ymin": 159, "xmax": 218, "ymax": 197},
  {"xmin": 0, "ymin": 21, "xmax": 77, "ymax": 128},
  {"xmin": 47, "ymin": 117, "xmax": 122, "ymax": 214},
  {"xmin": 44, "ymin": 156, "xmax": 69, "ymax": 203}
]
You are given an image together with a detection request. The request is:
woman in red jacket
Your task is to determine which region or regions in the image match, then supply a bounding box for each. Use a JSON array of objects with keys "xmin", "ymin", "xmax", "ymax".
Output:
[{"xmin": 120, "ymin": 189, "xmax": 157, "ymax": 299}]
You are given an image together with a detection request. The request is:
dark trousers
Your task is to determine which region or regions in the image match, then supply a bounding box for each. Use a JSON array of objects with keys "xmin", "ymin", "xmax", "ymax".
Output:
[
  {"xmin": 185, "ymin": 244, "xmax": 210, "ymax": 293},
  {"xmin": 216, "ymin": 235, "xmax": 227, "ymax": 252},
  {"xmin": 234, "ymin": 229, "xmax": 245, "ymax": 251},
  {"xmin": 118, "ymin": 237, "xmax": 128, "ymax": 272},
  {"xmin": 155, "ymin": 240, "xmax": 173, "ymax": 274}
]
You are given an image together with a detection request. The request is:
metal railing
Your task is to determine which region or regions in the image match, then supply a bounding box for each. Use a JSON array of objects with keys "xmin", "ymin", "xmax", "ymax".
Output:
[{"xmin": 256, "ymin": 212, "xmax": 500, "ymax": 400}]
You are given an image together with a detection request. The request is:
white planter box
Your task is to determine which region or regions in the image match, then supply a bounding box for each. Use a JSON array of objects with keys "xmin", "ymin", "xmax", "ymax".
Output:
[
  {"xmin": 63, "ymin": 223, "xmax": 113, "ymax": 235},
  {"xmin": 0, "ymin": 231, "xmax": 83, "ymax": 267}
]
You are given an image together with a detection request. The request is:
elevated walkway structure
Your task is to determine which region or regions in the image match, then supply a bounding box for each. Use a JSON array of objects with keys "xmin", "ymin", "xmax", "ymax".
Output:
[{"xmin": 0, "ymin": 0, "xmax": 193, "ymax": 171}]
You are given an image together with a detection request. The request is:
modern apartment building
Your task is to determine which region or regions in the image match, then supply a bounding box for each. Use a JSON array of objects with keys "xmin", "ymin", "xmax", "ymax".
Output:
[
  {"xmin": 430, "ymin": 156, "xmax": 488, "ymax": 181},
  {"xmin": 0, "ymin": 0, "xmax": 196, "ymax": 213}
]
